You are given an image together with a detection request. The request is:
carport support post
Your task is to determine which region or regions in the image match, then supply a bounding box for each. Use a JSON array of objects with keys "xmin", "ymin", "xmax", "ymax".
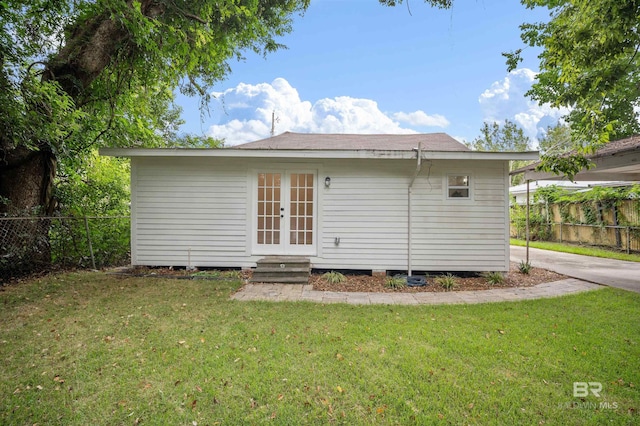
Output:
[{"xmin": 526, "ymin": 179, "xmax": 530, "ymax": 264}]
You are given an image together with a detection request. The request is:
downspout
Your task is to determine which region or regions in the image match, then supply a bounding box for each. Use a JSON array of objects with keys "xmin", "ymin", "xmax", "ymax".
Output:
[
  {"xmin": 526, "ymin": 179, "xmax": 530, "ymax": 264},
  {"xmin": 408, "ymin": 143, "xmax": 422, "ymax": 276}
]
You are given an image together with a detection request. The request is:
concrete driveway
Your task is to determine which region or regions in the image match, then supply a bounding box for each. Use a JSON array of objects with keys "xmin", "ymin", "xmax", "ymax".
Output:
[{"xmin": 511, "ymin": 245, "xmax": 640, "ymax": 293}]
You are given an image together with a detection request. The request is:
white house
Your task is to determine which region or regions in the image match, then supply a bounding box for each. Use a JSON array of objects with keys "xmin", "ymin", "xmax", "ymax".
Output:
[{"xmin": 101, "ymin": 132, "xmax": 537, "ymax": 273}]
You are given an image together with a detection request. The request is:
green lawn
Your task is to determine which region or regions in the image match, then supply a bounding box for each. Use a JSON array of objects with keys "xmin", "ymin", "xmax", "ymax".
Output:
[
  {"xmin": 1, "ymin": 272, "xmax": 639, "ymax": 425},
  {"xmin": 511, "ymin": 238, "xmax": 640, "ymax": 263}
]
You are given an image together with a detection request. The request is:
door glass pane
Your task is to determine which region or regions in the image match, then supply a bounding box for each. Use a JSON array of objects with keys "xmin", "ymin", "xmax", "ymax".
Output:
[
  {"xmin": 257, "ymin": 173, "xmax": 281, "ymax": 245},
  {"xmin": 289, "ymin": 173, "xmax": 314, "ymax": 246}
]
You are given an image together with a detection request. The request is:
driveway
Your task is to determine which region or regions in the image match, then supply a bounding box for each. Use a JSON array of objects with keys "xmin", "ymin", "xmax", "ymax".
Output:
[{"xmin": 511, "ymin": 245, "xmax": 640, "ymax": 294}]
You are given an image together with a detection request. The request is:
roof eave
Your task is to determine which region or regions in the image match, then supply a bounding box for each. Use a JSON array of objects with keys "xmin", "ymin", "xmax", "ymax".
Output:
[{"xmin": 99, "ymin": 148, "xmax": 539, "ymax": 161}]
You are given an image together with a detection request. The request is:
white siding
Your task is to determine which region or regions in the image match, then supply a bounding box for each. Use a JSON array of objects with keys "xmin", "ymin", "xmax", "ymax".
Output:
[
  {"xmin": 131, "ymin": 157, "xmax": 510, "ymax": 272},
  {"xmin": 313, "ymin": 159, "xmax": 509, "ymax": 272},
  {"xmin": 131, "ymin": 157, "xmax": 251, "ymax": 267}
]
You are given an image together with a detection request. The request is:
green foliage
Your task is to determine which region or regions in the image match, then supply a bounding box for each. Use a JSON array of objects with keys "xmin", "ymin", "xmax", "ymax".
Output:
[
  {"xmin": 1, "ymin": 0, "xmax": 312, "ymax": 202},
  {"xmin": 385, "ymin": 276, "xmax": 406, "ymax": 289},
  {"xmin": 468, "ymin": 120, "xmax": 533, "ymax": 185},
  {"xmin": 322, "ymin": 271, "xmax": 346, "ymax": 284},
  {"xmin": 538, "ymin": 123, "xmax": 573, "ymax": 156},
  {"xmin": 507, "ymin": 0, "xmax": 640, "ymax": 144},
  {"xmin": 468, "ymin": 119, "xmax": 531, "ymax": 152},
  {"xmin": 192, "ymin": 270, "xmax": 242, "ymax": 280},
  {"xmin": 52, "ymin": 150, "xmax": 131, "ymax": 267},
  {"xmin": 484, "ymin": 271, "xmax": 505, "ymax": 286},
  {"xmin": 55, "ymin": 150, "xmax": 130, "ymax": 217},
  {"xmin": 535, "ymin": 154, "xmax": 593, "ymax": 182},
  {"xmin": 435, "ymin": 273, "xmax": 457, "ymax": 291},
  {"xmin": 518, "ymin": 260, "xmax": 532, "ymax": 274},
  {"xmin": 533, "ymin": 185, "xmax": 562, "ymax": 204},
  {"xmin": 510, "ymin": 203, "xmax": 551, "ymax": 240}
]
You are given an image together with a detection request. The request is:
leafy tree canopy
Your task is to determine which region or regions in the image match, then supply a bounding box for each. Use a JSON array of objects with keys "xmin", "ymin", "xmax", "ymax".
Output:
[
  {"xmin": 468, "ymin": 120, "xmax": 532, "ymax": 185},
  {"xmin": 505, "ymin": 0, "xmax": 640, "ymax": 149},
  {"xmin": 0, "ymin": 0, "xmax": 310, "ymax": 156},
  {"xmin": 538, "ymin": 123, "xmax": 573, "ymax": 156},
  {"xmin": 468, "ymin": 119, "xmax": 532, "ymax": 152}
]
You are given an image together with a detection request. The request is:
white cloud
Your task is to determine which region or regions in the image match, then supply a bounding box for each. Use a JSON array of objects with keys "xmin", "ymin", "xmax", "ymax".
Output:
[
  {"xmin": 479, "ymin": 68, "xmax": 569, "ymax": 144},
  {"xmin": 392, "ymin": 111, "xmax": 450, "ymax": 127},
  {"xmin": 207, "ymin": 78, "xmax": 448, "ymax": 145}
]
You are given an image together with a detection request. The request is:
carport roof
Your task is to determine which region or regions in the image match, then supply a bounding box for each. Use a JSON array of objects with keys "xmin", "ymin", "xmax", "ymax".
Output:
[{"xmin": 512, "ymin": 135, "xmax": 640, "ymax": 182}]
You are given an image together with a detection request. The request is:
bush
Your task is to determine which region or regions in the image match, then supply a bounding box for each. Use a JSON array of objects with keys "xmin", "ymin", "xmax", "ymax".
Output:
[
  {"xmin": 385, "ymin": 276, "xmax": 406, "ymax": 289},
  {"xmin": 435, "ymin": 273, "xmax": 457, "ymax": 291},
  {"xmin": 322, "ymin": 271, "xmax": 346, "ymax": 284},
  {"xmin": 518, "ymin": 260, "xmax": 532, "ymax": 275},
  {"xmin": 484, "ymin": 271, "xmax": 505, "ymax": 286}
]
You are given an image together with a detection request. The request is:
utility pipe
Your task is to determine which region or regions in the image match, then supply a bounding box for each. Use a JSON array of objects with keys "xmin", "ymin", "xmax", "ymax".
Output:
[{"xmin": 408, "ymin": 142, "xmax": 423, "ymax": 276}]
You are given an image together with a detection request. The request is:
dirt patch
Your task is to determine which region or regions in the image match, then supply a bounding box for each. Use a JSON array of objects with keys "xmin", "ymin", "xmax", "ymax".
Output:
[{"xmin": 311, "ymin": 262, "xmax": 566, "ymax": 293}]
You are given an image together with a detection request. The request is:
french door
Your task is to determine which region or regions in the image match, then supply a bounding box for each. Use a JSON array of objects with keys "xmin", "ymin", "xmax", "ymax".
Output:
[{"xmin": 254, "ymin": 171, "xmax": 316, "ymax": 255}]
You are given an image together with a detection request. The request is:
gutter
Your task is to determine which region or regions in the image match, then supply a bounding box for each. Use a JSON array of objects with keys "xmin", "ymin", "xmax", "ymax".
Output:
[{"xmin": 408, "ymin": 143, "xmax": 422, "ymax": 276}]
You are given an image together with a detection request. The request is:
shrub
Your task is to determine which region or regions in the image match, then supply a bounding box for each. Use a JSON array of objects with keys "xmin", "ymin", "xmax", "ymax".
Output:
[
  {"xmin": 518, "ymin": 260, "xmax": 532, "ymax": 275},
  {"xmin": 435, "ymin": 273, "xmax": 457, "ymax": 291},
  {"xmin": 484, "ymin": 271, "xmax": 505, "ymax": 286},
  {"xmin": 385, "ymin": 276, "xmax": 406, "ymax": 289},
  {"xmin": 322, "ymin": 271, "xmax": 346, "ymax": 284}
]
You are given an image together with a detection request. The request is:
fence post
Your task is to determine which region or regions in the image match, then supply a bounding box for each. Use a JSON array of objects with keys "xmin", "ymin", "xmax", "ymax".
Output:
[
  {"xmin": 559, "ymin": 220, "xmax": 563, "ymax": 243},
  {"xmin": 84, "ymin": 216, "xmax": 97, "ymax": 270},
  {"xmin": 627, "ymin": 227, "xmax": 631, "ymax": 255}
]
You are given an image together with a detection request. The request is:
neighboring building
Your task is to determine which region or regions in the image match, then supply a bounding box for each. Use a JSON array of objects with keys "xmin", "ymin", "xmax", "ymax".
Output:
[{"xmin": 101, "ymin": 132, "xmax": 537, "ymax": 273}]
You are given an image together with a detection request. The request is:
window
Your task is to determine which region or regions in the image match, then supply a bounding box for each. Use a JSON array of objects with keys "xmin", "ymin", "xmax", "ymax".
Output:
[{"xmin": 448, "ymin": 175, "xmax": 470, "ymax": 198}]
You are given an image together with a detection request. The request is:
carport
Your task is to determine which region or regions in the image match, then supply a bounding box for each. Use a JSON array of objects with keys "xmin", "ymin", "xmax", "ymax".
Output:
[{"xmin": 511, "ymin": 135, "xmax": 640, "ymax": 262}]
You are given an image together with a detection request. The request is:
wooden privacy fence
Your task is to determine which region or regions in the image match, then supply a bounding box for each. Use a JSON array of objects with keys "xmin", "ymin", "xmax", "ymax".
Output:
[{"xmin": 511, "ymin": 199, "xmax": 640, "ymax": 253}]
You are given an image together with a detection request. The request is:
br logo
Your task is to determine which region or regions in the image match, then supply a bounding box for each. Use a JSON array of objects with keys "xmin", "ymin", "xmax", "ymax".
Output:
[{"xmin": 573, "ymin": 382, "xmax": 602, "ymax": 397}]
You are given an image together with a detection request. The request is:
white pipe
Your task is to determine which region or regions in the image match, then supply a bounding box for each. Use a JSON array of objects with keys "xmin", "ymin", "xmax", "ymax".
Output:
[
  {"xmin": 408, "ymin": 143, "xmax": 422, "ymax": 276},
  {"xmin": 526, "ymin": 180, "xmax": 530, "ymax": 263}
]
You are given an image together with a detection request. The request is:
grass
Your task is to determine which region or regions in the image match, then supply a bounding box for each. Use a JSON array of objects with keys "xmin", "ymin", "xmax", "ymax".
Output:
[
  {"xmin": 1, "ymin": 271, "xmax": 639, "ymax": 425},
  {"xmin": 511, "ymin": 238, "xmax": 640, "ymax": 262}
]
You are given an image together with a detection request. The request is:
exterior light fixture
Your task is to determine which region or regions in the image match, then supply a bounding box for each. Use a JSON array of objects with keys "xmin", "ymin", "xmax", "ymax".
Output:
[{"xmin": 325, "ymin": 177, "xmax": 331, "ymax": 188}]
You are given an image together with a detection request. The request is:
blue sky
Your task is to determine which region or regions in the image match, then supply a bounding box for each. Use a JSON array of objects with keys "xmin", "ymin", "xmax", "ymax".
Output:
[{"xmin": 175, "ymin": 0, "xmax": 563, "ymax": 146}]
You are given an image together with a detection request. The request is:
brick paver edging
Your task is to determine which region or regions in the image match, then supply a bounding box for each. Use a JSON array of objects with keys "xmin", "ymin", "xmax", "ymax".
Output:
[{"xmin": 231, "ymin": 278, "xmax": 602, "ymax": 305}]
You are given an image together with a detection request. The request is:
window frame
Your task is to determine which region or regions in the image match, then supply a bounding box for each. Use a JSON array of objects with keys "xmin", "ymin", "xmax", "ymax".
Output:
[{"xmin": 446, "ymin": 173, "xmax": 472, "ymax": 200}]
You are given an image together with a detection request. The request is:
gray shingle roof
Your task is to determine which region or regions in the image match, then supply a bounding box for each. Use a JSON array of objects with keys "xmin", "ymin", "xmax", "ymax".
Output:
[{"xmin": 233, "ymin": 132, "xmax": 469, "ymax": 151}]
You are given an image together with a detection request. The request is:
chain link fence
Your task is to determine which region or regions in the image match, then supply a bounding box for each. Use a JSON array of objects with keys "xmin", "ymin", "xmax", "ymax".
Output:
[{"xmin": 0, "ymin": 216, "xmax": 130, "ymax": 281}]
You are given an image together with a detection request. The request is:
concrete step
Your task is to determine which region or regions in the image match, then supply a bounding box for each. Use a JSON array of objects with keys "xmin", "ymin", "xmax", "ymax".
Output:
[
  {"xmin": 251, "ymin": 256, "xmax": 311, "ymax": 284},
  {"xmin": 251, "ymin": 266, "xmax": 310, "ymax": 274},
  {"xmin": 256, "ymin": 258, "xmax": 311, "ymax": 268},
  {"xmin": 250, "ymin": 275, "xmax": 309, "ymax": 284}
]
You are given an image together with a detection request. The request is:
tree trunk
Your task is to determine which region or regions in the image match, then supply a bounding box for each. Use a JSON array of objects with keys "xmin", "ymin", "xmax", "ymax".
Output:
[
  {"xmin": 0, "ymin": 144, "xmax": 57, "ymax": 278},
  {"xmin": 0, "ymin": 5, "xmax": 137, "ymax": 277}
]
